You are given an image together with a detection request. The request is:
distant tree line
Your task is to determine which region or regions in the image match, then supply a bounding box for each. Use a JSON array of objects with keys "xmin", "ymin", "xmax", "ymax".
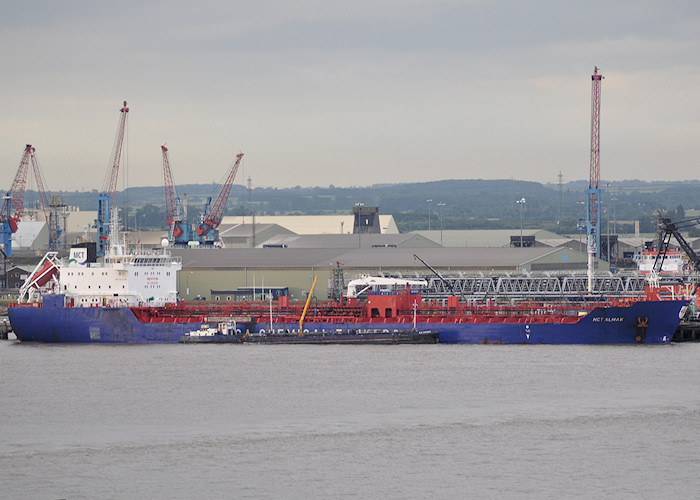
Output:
[{"xmin": 30, "ymin": 179, "xmax": 700, "ymax": 235}]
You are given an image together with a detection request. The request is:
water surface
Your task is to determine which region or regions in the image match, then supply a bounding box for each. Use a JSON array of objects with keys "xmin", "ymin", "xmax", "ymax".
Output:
[{"xmin": 1, "ymin": 341, "xmax": 699, "ymax": 499}]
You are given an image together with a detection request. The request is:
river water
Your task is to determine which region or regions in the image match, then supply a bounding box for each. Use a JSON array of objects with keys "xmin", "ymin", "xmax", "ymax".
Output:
[{"xmin": 1, "ymin": 339, "xmax": 699, "ymax": 499}]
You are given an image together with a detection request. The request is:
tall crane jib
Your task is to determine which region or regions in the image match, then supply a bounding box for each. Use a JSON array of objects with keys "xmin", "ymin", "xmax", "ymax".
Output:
[
  {"xmin": 587, "ymin": 67, "xmax": 603, "ymax": 259},
  {"xmin": 161, "ymin": 145, "xmax": 193, "ymax": 247},
  {"xmin": 586, "ymin": 67, "xmax": 603, "ymax": 292},
  {"xmin": 195, "ymin": 153, "xmax": 244, "ymax": 246},
  {"xmin": 95, "ymin": 101, "xmax": 129, "ymax": 257},
  {"xmin": 0, "ymin": 145, "xmax": 53, "ymax": 256}
]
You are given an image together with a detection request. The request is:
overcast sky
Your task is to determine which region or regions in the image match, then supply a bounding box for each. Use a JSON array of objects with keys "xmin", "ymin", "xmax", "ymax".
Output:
[{"xmin": 2, "ymin": 0, "xmax": 699, "ymax": 192}]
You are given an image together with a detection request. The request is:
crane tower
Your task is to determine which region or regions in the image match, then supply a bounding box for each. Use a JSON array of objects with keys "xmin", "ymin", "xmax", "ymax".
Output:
[
  {"xmin": 96, "ymin": 101, "xmax": 129, "ymax": 257},
  {"xmin": 161, "ymin": 145, "xmax": 193, "ymax": 246},
  {"xmin": 587, "ymin": 67, "xmax": 603, "ymax": 291}
]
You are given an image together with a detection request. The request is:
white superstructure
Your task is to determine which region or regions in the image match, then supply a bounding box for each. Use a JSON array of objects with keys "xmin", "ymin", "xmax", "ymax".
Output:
[
  {"xmin": 636, "ymin": 250, "xmax": 689, "ymax": 274},
  {"xmin": 59, "ymin": 247, "xmax": 181, "ymax": 307},
  {"xmin": 346, "ymin": 276, "xmax": 427, "ymax": 298},
  {"xmin": 20, "ymin": 210, "xmax": 182, "ymax": 306}
]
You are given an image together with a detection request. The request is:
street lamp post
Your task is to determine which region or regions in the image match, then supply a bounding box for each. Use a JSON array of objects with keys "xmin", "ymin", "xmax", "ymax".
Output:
[
  {"xmin": 426, "ymin": 199, "xmax": 432, "ymax": 230},
  {"xmin": 516, "ymin": 198, "xmax": 526, "ymax": 247},
  {"xmin": 437, "ymin": 202, "xmax": 445, "ymax": 245}
]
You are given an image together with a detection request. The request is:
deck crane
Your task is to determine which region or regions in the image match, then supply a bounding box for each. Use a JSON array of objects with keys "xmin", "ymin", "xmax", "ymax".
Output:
[
  {"xmin": 95, "ymin": 101, "xmax": 129, "ymax": 256},
  {"xmin": 0, "ymin": 145, "xmax": 52, "ymax": 256},
  {"xmin": 161, "ymin": 145, "xmax": 193, "ymax": 246},
  {"xmin": 195, "ymin": 152, "xmax": 244, "ymax": 246},
  {"xmin": 586, "ymin": 67, "xmax": 604, "ymax": 292}
]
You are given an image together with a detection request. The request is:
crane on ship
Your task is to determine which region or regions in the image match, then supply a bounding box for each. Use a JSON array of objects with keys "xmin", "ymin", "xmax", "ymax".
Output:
[
  {"xmin": 161, "ymin": 145, "xmax": 194, "ymax": 246},
  {"xmin": 0, "ymin": 145, "xmax": 54, "ymax": 256},
  {"xmin": 195, "ymin": 152, "xmax": 244, "ymax": 246},
  {"xmin": 586, "ymin": 67, "xmax": 604, "ymax": 292},
  {"xmin": 95, "ymin": 101, "xmax": 129, "ymax": 257}
]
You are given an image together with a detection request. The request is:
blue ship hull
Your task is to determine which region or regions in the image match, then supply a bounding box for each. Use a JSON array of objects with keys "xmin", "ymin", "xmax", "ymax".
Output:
[{"xmin": 8, "ymin": 295, "xmax": 687, "ymax": 344}]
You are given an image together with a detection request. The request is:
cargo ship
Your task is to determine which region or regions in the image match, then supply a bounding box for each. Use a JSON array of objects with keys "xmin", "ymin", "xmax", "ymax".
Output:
[
  {"xmin": 8, "ymin": 283, "xmax": 688, "ymax": 344},
  {"xmin": 7, "ymin": 216, "xmax": 690, "ymax": 344}
]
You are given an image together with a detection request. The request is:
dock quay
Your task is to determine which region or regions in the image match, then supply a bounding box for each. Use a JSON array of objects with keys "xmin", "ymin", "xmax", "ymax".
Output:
[{"xmin": 673, "ymin": 322, "xmax": 700, "ymax": 342}]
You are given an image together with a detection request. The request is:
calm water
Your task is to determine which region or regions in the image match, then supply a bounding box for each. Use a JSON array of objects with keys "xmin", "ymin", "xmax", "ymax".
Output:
[{"xmin": 1, "ymin": 339, "xmax": 699, "ymax": 499}]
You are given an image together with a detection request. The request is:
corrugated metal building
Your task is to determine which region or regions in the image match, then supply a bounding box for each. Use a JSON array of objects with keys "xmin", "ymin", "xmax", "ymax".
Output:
[
  {"xmin": 257, "ymin": 232, "xmax": 440, "ymax": 249},
  {"xmin": 415, "ymin": 229, "xmax": 564, "ymax": 248},
  {"xmin": 220, "ymin": 214, "xmax": 400, "ymax": 235}
]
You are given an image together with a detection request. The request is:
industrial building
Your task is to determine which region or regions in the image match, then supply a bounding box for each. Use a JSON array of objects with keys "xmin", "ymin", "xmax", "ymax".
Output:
[
  {"xmin": 220, "ymin": 210, "xmax": 400, "ymax": 236},
  {"xmin": 172, "ymin": 245, "xmax": 603, "ymax": 302}
]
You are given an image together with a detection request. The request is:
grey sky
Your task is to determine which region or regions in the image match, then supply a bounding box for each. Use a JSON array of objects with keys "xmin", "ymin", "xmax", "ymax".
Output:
[{"xmin": 1, "ymin": 0, "xmax": 699, "ymax": 191}]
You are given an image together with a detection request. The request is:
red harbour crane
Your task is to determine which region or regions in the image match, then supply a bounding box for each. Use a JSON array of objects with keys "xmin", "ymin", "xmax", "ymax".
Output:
[
  {"xmin": 162, "ymin": 145, "xmax": 179, "ymax": 234},
  {"xmin": 195, "ymin": 152, "xmax": 244, "ymax": 245},
  {"xmin": 96, "ymin": 101, "xmax": 129, "ymax": 256},
  {"xmin": 0, "ymin": 145, "xmax": 52, "ymax": 256},
  {"xmin": 161, "ymin": 145, "xmax": 192, "ymax": 245}
]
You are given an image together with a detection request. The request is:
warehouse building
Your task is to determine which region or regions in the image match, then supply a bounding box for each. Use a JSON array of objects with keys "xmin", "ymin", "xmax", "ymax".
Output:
[{"xmin": 172, "ymin": 246, "xmax": 604, "ymax": 302}]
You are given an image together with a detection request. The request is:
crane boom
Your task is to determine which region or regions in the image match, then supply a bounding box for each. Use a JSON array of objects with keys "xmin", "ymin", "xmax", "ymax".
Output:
[
  {"xmin": 30, "ymin": 150, "xmax": 51, "ymax": 226},
  {"xmin": 160, "ymin": 145, "xmax": 192, "ymax": 245},
  {"xmin": 7, "ymin": 145, "xmax": 34, "ymax": 225},
  {"xmin": 96, "ymin": 101, "xmax": 129, "ymax": 256},
  {"xmin": 161, "ymin": 145, "xmax": 179, "ymax": 232},
  {"xmin": 103, "ymin": 101, "xmax": 130, "ymax": 205},
  {"xmin": 195, "ymin": 153, "xmax": 244, "ymax": 241},
  {"xmin": 586, "ymin": 66, "xmax": 603, "ymax": 292}
]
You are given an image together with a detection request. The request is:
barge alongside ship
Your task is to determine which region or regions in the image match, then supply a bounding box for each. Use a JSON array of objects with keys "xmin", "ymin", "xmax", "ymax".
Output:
[{"xmin": 178, "ymin": 322, "xmax": 440, "ymax": 344}]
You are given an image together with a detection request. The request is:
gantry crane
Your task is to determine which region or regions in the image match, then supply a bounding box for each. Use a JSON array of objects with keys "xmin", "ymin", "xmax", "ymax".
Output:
[
  {"xmin": 0, "ymin": 145, "xmax": 53, "ymax": 256},
  {"xmin": 195, "ymin": 152, "xmax": 244, "ymax": 246},
  {"xmin": 95, "ymin": 101, "xmax": 129, "ymax": 256},
  {"xmin": 586, "ymin": 67, "xmax": 603, "ymax": 291},
  {"xmin": 161, "ymin": 145, "xmax": 193, "ymax": 246}
]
